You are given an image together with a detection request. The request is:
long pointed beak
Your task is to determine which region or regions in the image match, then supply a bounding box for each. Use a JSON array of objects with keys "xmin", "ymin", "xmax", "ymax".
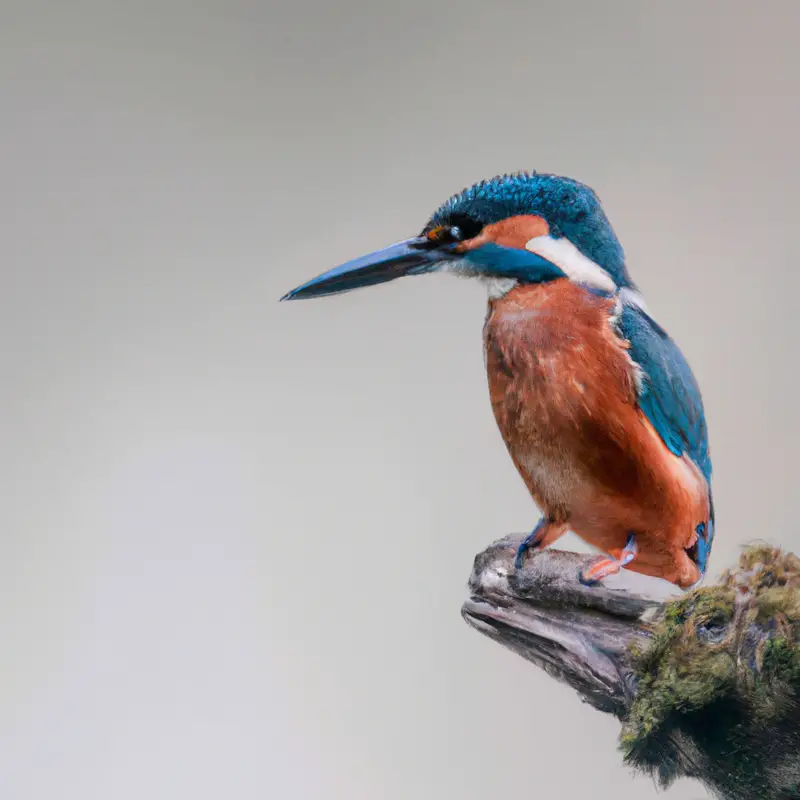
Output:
[{"xmin": 280, "ymin": 236, "xmax": 455, "ymax": 301}]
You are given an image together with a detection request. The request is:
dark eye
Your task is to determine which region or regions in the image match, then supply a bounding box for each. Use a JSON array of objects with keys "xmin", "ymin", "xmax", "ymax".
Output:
[
  {"xmin": 423, "ymin": 214, "xmax": 483, "ymax": 243},
  {"xmin": 436, "ymin": 224, "xmax": 468, "ymax": 243},
  {"xmin": 446, "ymin": 213, "xmax": 484, "ymax": 240}
]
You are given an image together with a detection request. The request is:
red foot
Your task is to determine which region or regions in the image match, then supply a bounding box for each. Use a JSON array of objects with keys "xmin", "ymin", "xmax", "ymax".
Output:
[{"xmin": 579, "ymin": 534, "xmax": 638, "ymax": 586}]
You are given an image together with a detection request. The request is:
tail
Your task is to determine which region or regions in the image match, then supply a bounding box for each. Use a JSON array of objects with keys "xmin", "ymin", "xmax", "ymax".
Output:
[{"xmin": 695, "ymin": 489, "xmax": 715, "ymax": 578}]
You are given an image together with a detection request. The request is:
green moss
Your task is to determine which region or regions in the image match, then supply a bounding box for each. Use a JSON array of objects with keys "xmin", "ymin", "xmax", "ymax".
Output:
[
  {"xmin": 621, "ymin": 544, "xmax": 800, "ymax": 763},
  {"xmin": 762, "ymin": 636, "xmax": 800, "ymax": 681},
  {"xmin": 755, "ymin": 587, "xmax": 800, "ymax": 623}
]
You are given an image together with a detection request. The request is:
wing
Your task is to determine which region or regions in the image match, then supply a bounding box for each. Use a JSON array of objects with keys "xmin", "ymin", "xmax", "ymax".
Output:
[{"xmin": 617, "ymin": 300, "xmax": 714, "ymax": 572}]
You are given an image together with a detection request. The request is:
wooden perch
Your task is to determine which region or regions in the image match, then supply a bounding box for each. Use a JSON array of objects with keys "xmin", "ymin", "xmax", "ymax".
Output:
[{"xmin": 462, "ymin": 535, "xmax": 800, "ymax": 800}]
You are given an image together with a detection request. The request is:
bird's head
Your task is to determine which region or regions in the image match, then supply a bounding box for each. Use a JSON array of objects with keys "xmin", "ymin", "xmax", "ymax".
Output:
[{"xmin": 280, "ymin": 172, "xmax": 635, "ymax": 302}]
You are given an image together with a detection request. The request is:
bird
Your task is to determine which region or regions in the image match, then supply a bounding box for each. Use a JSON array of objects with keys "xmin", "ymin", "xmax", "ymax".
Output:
[{"xmin": 280, "ymin": 171, "xmax": 714, "ymax": 589}]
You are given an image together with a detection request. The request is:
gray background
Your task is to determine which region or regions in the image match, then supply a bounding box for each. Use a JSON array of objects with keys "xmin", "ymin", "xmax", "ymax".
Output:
[{"xmin": 1, "ymin": 1, "xmax": 798, "ymax": 798}]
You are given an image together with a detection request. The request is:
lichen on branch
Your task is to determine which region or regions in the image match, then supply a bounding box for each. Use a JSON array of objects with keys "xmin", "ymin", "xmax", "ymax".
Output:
[{"xmin": 622, "ymin": 545, "xmax": 800, "ymax": 794}]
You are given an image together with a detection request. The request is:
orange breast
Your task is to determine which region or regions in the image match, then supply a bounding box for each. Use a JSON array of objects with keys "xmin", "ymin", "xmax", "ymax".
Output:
[{"xmin": 484, "ymin": 280, "xmax": 709, "ymax": 587}]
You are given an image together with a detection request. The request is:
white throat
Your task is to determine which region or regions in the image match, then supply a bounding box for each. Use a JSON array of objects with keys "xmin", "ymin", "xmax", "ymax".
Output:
[{"xmin": 481, "ymin": 276, "xmax": 518, "ymax": 299}]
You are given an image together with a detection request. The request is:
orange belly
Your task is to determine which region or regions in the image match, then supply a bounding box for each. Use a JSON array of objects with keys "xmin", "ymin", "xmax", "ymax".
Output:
[{"xmin": 484, "ymin": 280, "xmax": 709, "ymax": 587}]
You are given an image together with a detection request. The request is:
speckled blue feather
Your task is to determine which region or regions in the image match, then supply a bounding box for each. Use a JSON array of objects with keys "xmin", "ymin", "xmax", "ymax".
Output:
[{"xmin": 425, "ymin": 172, "xmax": 633, "ymax": 288}]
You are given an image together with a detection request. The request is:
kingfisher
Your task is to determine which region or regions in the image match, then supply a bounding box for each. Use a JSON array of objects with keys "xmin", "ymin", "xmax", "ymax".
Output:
[{"xmin": 280, "ymin": 172, "xmax": 714, "ymax": 589}]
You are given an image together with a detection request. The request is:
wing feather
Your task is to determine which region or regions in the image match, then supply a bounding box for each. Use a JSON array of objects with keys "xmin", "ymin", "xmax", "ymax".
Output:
[{"xmin": 617, "ymin": 301, "xmax": 714, "ymax": 572}]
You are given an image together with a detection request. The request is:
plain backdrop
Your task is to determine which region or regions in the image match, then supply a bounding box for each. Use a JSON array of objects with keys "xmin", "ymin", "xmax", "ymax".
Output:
[{"xmin": 1, "ymin": 1, "xmax": 798, "ymax": 798}]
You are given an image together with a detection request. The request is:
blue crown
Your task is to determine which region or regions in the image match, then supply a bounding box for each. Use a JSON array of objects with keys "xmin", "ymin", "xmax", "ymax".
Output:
[{"xmin": 426, "ymin": 172, "xmax": 632, "ymax": 288}]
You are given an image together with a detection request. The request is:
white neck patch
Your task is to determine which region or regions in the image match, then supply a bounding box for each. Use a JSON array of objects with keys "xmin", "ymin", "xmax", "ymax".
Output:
[{"xmin": 525, "ymin": 234, "xmax": 617, "ymax": 294}]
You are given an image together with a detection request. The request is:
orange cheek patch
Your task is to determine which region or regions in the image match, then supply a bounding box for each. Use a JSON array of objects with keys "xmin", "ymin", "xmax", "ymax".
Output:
[{"xmin": 457, "ymin": 215, "xmax": 549, "ymax": 252}]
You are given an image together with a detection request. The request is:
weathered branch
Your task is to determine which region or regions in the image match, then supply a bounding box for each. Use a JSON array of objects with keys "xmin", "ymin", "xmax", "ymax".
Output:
[
  {"xmin": 462, "ymin": 535, "xmax": 800, "ymax": 800},
  {"xmin": 463, "ymin": 536, "xmax": 661, "ymax": 715}
]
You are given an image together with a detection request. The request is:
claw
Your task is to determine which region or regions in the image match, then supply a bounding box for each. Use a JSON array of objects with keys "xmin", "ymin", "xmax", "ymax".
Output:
[
  {"xmin": 514, "ymin": 518, "xmax": 550, "ymax": 569},
  {"xmin": 578, "ymin": 533, "xmax": 638, "ymax": 586}
]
